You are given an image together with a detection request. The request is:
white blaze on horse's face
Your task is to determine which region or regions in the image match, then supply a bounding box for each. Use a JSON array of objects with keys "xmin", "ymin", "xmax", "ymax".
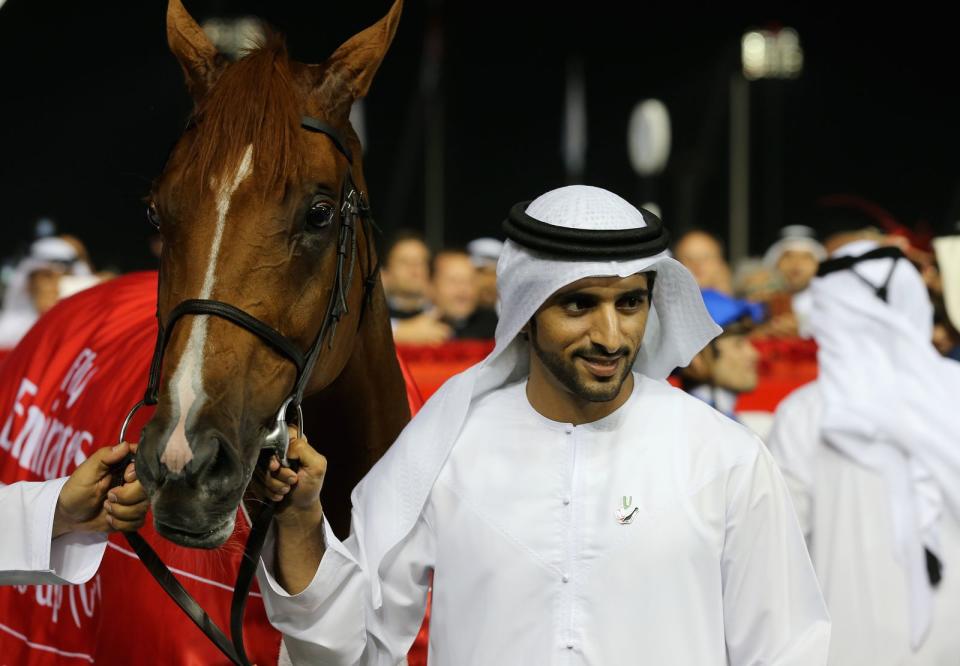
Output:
[{"xmin": 160, "ymin": 145, "xmax": 254, "ymax": 474}]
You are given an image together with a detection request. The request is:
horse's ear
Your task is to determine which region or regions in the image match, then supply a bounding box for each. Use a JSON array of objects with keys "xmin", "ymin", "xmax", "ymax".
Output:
[
  {"xmin": 167, "ymin": 0, "xmax": 223, "ymax": 99},
  {"xmin": 314, "ymin": 0, "xmax": 403, "ymax": 118}
]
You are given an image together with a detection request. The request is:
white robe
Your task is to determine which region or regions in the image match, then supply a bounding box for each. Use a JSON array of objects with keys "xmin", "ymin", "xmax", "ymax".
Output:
[
  {"xmin": 0, "ymin": 478, "xmax": 108, "ymax": 585},
  {"xmin": 258, "ymin": 374, "xmax": 829, "ymax": 665},
  {"xmin": 767, "ymin": 381, "xmax": 960, "ymax": 665}
]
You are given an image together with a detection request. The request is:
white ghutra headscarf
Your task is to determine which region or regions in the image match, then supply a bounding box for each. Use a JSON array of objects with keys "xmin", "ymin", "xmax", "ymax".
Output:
[
  {"xmin": 809, "ymin": 239, "xmax": 960, "ymax": 647},
  {"xmin": 354, "ymin": 185, "xmax": 721, "ymax": 607}
]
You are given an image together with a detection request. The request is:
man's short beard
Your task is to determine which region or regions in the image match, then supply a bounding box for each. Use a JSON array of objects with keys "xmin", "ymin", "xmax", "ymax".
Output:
[{"xmin": 528, "ymin": 320, "xmax": 637, "ymax": 403}]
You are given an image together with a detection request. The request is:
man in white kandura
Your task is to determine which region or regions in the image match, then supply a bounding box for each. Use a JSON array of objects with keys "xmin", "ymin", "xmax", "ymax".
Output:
[
  {"xmin": 0, "ymin": 442, "xmax": 147, "ymax": 585},
  {"xmin": 767, "ymin": 203, "xmax": 960, "ymax": 665},
  {"xmin": 258, "ymin": 185, "xmax": 830, "ymax": 665}
]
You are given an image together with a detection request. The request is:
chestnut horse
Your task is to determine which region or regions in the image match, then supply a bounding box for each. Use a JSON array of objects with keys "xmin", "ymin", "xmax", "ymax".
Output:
[
  {"xmin": 0, "ymin": 2, "xmax": 424, "ymax": 663},
  {"xmin": 137, "ymin": 0, "xmax": 410, "ymax": 547}
]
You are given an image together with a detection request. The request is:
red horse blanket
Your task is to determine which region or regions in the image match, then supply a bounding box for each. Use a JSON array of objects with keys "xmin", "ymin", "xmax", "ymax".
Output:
[{"xmin": 0, "ymin": 272, "xmax": 426, "ymax": 665}]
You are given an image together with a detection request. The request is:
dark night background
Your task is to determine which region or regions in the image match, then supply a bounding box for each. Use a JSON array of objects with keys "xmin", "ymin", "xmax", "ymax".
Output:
[{"xmin": 1, "ymin": 1, "xmax": 958, "ymax": 272}]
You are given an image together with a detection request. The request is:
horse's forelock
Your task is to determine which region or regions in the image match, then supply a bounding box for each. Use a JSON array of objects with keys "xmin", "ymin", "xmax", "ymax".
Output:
[{"xmin": 182, "ymin": 32, "xmax": 305, "ymax": 193}]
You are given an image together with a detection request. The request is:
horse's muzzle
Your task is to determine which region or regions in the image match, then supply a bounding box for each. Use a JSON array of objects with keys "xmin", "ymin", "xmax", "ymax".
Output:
[{"xmin": 136, "ymin": 426, "xmax": 251, "ymax": 548}]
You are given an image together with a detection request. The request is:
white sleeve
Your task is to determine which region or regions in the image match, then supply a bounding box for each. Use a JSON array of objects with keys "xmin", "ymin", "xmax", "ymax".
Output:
[
  {"xmin": 765, "ymin": 393, "xmax": 817, "ymax": 537},
  {"xmin": 257, "ymin": 506, "xmax": 434, "ymax": 666},
  {"xmin": 721, "ymin": 445, "xmax": 831, "ymax": 666},
  {"xmin": 0, "ymin": 479, "xmax": 108, "ymax": 585}
]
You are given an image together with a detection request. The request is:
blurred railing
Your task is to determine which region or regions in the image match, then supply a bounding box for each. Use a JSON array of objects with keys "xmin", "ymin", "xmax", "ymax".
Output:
[
  {"xmin": 398, "ymin": 337, "xmax": 818, "ymax": 412},
  {"xmin": 2, "ymin": 337, "xmax": 818, "ymax": 413},
  {"xmin": 395, "ymin": 340, "xmax": 496, "ymax": 398},
  {"xmin": 738, "ymin": 336, "xmax": 818, "ymax": 411}
]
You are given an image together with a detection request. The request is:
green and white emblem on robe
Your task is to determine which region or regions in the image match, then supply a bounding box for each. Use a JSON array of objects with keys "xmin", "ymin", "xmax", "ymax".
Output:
[{"xmin": 615, "ymin": 495, "xmax": 639, "ymax": 524}]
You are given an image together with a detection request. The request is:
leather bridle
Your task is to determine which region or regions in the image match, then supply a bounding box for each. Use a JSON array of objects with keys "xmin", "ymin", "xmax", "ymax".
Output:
[{"xmin": 115, "ymin": 115, "xmax": 378, "ymax": 666}]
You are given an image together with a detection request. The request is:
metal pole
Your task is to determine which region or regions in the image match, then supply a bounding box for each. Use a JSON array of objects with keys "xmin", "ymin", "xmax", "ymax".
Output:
[
  {"xmin": 728, "ymin": 72, "xmax": 750, "ymax": 265},
  {"xmin": 563, "ymin": 56, "xmax": 586, "ymax": 184},
  {"xmin": 764, "ymin": 80, "xmax": 784, "ymax": 238}
]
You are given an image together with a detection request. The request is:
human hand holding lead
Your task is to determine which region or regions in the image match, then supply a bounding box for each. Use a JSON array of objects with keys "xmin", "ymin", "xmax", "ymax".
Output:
[{"xmin": 53, "ymin": 442, "xmax": 148, "ymax": 538}]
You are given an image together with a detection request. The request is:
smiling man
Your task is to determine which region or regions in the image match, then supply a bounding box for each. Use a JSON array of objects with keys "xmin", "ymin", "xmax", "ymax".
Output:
[{"xmin": 257, "ymin": 186, "xmax": 830, "ymax": 665}]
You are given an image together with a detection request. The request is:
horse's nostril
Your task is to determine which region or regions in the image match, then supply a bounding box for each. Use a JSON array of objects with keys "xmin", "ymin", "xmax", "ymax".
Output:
[
  {"xmin": 134, "ymin": 444, "xmax": 165, "ymax": 489},
  {"xmin": 185, "ymin": 430, "xmax": 238, "ymax": 488}
]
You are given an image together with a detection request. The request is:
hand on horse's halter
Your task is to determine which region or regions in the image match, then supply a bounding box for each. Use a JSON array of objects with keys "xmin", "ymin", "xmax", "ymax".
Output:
[
  {"xmin": 252, "ymin": 427, "xmax": 326, "ymax": 522},
  {"xmin": 53, "ymin": 441, "xmax": 149, "ymax": 538}
]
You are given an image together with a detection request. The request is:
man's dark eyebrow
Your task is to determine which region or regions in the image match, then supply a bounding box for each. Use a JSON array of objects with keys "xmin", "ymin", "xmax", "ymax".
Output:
[
  {"xmin": 552, "ymin": 288, "xmax": 650, "ymax": 306},
  {"xmin": 556, "ymin": 292, "xmax": 599, "ymax": 304}
]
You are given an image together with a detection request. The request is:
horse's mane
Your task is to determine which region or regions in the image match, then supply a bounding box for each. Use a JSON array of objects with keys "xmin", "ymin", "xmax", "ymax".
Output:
[{"xmin": 184, "ymin": 31, "xmax": 304, "ymax": 191}]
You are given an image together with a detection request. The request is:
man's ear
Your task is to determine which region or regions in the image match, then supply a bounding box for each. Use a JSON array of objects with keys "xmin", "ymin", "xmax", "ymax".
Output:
[{"xmin": 520, "ymin": 320, "xmax": 532, "ymax": 341}]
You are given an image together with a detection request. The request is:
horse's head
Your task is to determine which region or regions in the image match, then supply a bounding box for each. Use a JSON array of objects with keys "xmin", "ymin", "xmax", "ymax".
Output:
[{"xmin": 135, "ymin": 0, "xmax": 402, "ymax": 548}]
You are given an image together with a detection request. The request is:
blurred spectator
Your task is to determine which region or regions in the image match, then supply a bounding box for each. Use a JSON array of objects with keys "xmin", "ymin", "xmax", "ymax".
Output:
[
  {"xmin": 381, "ymin": 231, "xmax": 452, "ymax": 344},
  {"xmin": 932, "ymin": 295, "xmax": 960, "ymax": 361},
  {"xmin": 672, "ymin": 229, "xmax": 733, "ymax": 294},
  {"xmin": 381, "ymin": 230, "xmax": 431, "ymax": 320},
  {"xmin": 27, "ymin": 268, "xmax": 61, "ymax": 315},
  {"xmin": 59, "ymin": 234, "xmax": 93, "ymax": 271},
  {"xmin": 0, "ymin": 236, "xmax": 97, "ymax": 349},
  {"xmin": 732, "ymin": 257, "xmax": 783, "ymax": 304},
  {"xmin": 762, "ymin": 225, "xmax": 826, "ymax": 294},
  {"xmin": 741, "ymin": 225, "xmax": 826, "ymax": 339},
  {"xmin": 730, "ymin": 257, "xmax": 803, "ymax": 336},
  {"xmin": 429, "ymin": 249, "xmax": 497, "ymax": 339},
  {"xmin": 933, "ymin": 232, "xmax": 960, "ymax": 326},
  {"xmin": 466, "ymin": 237, "xmax": 503, "ymax": 312},
  {"xmin": 391, "ymin": 308, "xmax": 452, "ymax": 345},
  {"xmin": 933, "ymin": 233, "xmax": 960, "ymax": 360},
  {"xmin": 56, "ymin": 235, "xmax": 104, "ymax": 296},
  {"xmin": 679, "ymin": 289, "xmax": 764, "ymax": 421}
]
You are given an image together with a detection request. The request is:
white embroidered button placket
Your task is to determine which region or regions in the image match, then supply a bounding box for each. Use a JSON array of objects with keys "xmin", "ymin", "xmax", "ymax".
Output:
[{"xmin": 560, "ymin": 423, "xmax": 580, "ymax": 659}]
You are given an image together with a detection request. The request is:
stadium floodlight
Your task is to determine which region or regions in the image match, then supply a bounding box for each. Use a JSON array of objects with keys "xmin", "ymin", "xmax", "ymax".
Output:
[{"xmin": 741, "ymin": 27, "xmax": 803, "ymax": 81}]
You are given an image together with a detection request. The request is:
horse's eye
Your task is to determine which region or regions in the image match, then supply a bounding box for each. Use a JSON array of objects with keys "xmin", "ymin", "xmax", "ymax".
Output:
[
  {"xmin": 146, "ymin": 202, "xmax": 161, "ymax": 229},
  {"xmin": 306, "ymin": 198, "xmax": 335, "ymax": 230}
]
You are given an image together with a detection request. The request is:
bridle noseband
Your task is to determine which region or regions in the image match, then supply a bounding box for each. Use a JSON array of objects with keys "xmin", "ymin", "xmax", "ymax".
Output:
[{"xmin": 116, "ymin": 116, "xmax": 379, "ymax": 666}]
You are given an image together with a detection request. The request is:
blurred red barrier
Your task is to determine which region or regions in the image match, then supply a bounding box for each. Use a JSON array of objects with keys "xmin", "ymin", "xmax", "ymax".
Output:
[
  {"xmin": 396, "ymin": 340, "xmax": 495, "ymax": 399},
  {"xmin": 737, "ymin": 337, "xmax": 818, "ymax": 412},
  {"xmin": 399, "ymin": 337, "xmax": 818, "ymax": 413}
]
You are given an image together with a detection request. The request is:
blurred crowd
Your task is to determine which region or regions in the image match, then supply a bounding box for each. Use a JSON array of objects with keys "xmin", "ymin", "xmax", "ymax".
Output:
[
  {"xmin": 381, "ymin": 231, "xmax": 501, "ymax": 345},
  {"xmin": 4, "ymin": 199, "xmax": 959, "ymax": 410},
  {"xmin": 675, "ymin": 204, "xmax": 960, "ymax": 359},
  {"xmin": 376, "ymin": 196, "xmax": 960, "ymax": 447},
  {"xmin": 0, "ymin": 225, "xmax": 113, "ymax": 351}
]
